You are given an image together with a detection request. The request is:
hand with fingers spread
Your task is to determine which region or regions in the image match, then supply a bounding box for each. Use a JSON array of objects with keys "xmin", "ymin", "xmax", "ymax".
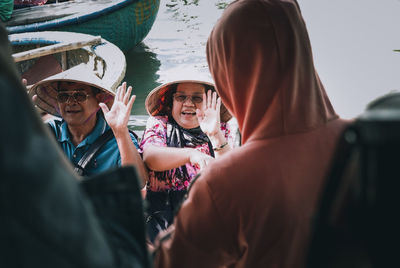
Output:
[
  {"xmin": 99, "ymin": 82, "xmax": 148, "ymax": 185},
  {"xmin": 99, "ymin": 82, "xmax": 135, "ymax": 135},
  {"xmin": 196, "ymin": 90, "xmax": 222, "ymax": 137}
]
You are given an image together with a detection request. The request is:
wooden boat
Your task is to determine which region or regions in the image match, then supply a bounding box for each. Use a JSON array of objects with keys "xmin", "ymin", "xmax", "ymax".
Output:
[
  {"xmin": 6, "ymin": 0, "xmax": 160, "ymax": 51},
  {"xmin": 9, "ymin": 31, "xmax": 126, "ymax": 119},
  {"xmin": 10, "ymin": 30, "xmax": 126, "ymax": 88}
]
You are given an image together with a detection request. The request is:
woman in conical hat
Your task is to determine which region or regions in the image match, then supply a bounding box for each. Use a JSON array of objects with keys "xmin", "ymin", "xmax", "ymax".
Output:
[{"xmin": 140, "ymin": 79, "xmax": 233, "ymax": 243}]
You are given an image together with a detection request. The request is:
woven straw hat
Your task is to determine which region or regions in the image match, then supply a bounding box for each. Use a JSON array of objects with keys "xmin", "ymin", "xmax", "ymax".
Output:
[
  {"xmin": 145, "ymin": 80, "xmax": 232, "ymax": 122},
  {"xmin": 28, "ymin": 64, "xmax": 116, "ymax": 117}
]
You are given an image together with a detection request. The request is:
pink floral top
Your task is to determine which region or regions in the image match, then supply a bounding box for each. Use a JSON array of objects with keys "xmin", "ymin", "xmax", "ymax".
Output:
[{"xmin": 140, "ymin": 116, "xmax": 233, "ymax": 192}]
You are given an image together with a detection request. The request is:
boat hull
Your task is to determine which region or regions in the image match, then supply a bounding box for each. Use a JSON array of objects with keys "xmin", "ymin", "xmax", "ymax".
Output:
[
  {"xmin": 10, "ymin": 31, "xmax": 127, "ymax": 117},
  {"xmin": 7, "ymin": 0, "xmax": 160, "ymax": 51}
]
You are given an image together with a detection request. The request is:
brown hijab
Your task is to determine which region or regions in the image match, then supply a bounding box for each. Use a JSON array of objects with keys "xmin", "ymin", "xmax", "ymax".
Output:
[
  {"xmin": 207, "ymin": 0, "xmax": 337, "ymax": 144},
  {"xmin": 154, "ymin": 1, "xmax": 348, "ymax": 267}
]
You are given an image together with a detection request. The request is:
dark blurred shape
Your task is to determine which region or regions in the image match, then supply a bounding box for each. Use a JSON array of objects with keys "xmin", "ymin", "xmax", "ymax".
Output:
[
  {"xmin": 307, "ymin": 92, "xmax": 400, "ymax": 267},
  {"xmin": 81, "ymin": 167, "xmax": 151, "ymax": 268},
  {"xmin": 0, "ymin": 23, "xmax": 149, "ymax": 268}
]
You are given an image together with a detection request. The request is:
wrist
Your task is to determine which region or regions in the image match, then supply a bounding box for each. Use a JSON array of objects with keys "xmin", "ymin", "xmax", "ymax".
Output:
[
  {"xmin": 213, "ymin": 141, "xmax": 228, "ymax": 152},
  {"xmin": 112, "ymin": 127, "xmax": 129, "ymax": 138},
  {"xmin": 186, "ymin": 148, "xmax": 198, "ymax": 162},
  {"xmin": 208, "ymin": 130, "xmax": 226, "ymax": 148}
]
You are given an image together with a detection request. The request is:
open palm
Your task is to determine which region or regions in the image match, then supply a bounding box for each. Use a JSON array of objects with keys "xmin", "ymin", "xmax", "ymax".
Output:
[
  {"xmin": 197, "ymin": 90, "xmax": 221, "ymax": 137},
  {"xmin": 99, "ymin": 82, "xmax": 135, "ymax": 132}
]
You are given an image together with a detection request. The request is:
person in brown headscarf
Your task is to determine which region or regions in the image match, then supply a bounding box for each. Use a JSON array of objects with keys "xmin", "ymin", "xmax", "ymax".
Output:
[{"xmin": 153, "ymin": 0, "xmax": 349, "ymax": 267}]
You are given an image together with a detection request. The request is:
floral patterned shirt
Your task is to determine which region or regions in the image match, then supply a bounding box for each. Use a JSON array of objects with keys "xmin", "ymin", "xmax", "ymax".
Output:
[{"xmin": 140, "ymin": 116, "xmax": 233, "ymax": 192}]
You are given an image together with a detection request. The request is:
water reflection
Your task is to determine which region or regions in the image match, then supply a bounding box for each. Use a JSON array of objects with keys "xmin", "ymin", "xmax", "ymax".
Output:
[
  {"xmin": 124, "ymin": 43, "xmax": 161, "ymax": 116},
  {"xmin": 124, "ymin": 0, "xmax": 234, "ymax": 115},
  {"xmin": 126, "ymin": 0, "xmax": 400, "ymax": 120}
]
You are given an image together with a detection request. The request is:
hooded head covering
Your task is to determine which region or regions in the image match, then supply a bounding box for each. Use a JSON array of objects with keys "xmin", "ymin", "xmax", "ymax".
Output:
[
  {"xmin": 207, "ymin": 0, "xmax": 337, "ymax": 144},
  {"xmin": 153, "ymin": 1, "xmax": 348, "ymax": 267}
]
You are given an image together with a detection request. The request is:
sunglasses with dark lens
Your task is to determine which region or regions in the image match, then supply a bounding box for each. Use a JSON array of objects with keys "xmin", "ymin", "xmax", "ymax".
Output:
[
  {"xmin": 56, "ymin": 91, "xmax": 90, "ymax": 103},
  {"xmin": 173, "ymin": 94, "xmax": 203, "ymax": 104}
]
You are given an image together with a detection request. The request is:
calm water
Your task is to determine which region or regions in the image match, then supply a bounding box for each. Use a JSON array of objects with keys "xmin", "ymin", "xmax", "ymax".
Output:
[
  {"xmin": 124, "ymin": 0, "xmax": 232, "ymax": 120},
  {"xmin": 125, "ymin": 0, "xmax": 400, "ymax": 123}
]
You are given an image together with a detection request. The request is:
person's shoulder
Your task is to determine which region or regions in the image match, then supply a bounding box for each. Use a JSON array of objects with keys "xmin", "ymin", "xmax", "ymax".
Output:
[
  {"xmin": 198, "ymin": 149, "xmax": 240, "ymax": 188},
  {"xmin": 46, "ymin": 118, "xmax": 64, "ymax": 133},
  {"xmin": 44, "ymin": 118, "xmax": 66, "ymax": 141},
  {"xmin": 187, "ymin": 150, "xmax": 249, "ymax": 218},
  {"xmin": 146, "ymin": 115, "xmax": 168, "ymax": 128},
  {"xmin": 150, "ymin": 115, "xmax": 168, "ymax": 123},
  {"xmin": 200, "ymin": 145, "xmax": 264, "ymax": 190},
  {"xmin": 47, "ymin": 118, "xmax": 63, "ymax": 126}
]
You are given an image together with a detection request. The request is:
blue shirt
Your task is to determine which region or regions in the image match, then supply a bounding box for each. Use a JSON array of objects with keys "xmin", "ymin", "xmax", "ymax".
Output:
[{"xmin": 48, "ymin": 116, "xmax": 139, "ymax": 176}]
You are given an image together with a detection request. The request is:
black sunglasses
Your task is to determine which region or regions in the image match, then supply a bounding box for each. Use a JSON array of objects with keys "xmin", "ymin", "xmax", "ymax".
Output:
[
  {"xmin": 56, "ymin": 91, "xmax": 90, "ymax": 103},
  {"xmin": 173, "ymin": 93, "xmax": 203, "ymax": 104}
]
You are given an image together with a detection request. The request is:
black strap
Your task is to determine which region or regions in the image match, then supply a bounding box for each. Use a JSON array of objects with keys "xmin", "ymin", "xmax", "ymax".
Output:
[
  {"xmin": 74, "ymin": 129, "xmax": 114, "ymax": 175},
  {"xmin": 48, "ymin": 121, "xmax": 139, "ymax": 176},
  {"xmin": 128, "ymin": 129, "xmax": 139, "ymax": 141}
]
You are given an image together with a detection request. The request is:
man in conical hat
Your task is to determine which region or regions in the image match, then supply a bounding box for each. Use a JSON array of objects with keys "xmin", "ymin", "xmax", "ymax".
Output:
[{"xmin": 29, "ymin": 64, "xmax": 147, "ymax": 183}]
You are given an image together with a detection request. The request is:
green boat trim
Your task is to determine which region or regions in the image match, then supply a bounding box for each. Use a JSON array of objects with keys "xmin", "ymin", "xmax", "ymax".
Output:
[{"xmin": 6, "ymin": 0, "xmax": 160, "ymax": 51}]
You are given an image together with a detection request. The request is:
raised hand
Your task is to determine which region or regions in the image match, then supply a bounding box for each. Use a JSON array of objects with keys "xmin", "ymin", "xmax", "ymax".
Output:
[
  {"xmin": 23, "ymin": 78, "xmax": 36, "ymax": 102},
  {"xmin": 99, "ymin": 82, "xmax": 135, "ymax": 135},
  {"xmin": 196, "ymin": 90, "xmax": 221, "ymax": 137}
]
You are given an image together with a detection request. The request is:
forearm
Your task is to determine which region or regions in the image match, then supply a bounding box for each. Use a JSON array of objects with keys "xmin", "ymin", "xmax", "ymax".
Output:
[
  {"xmin": 114, "ymin": 129, "xmax": 148, "ymax": 187},
  {"xmin": 143, "ymin": 145, "xmax": 194, "ymax": 171}
]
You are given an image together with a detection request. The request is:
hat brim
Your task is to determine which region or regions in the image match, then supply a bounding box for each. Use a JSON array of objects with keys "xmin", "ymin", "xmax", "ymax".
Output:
[
  {"xmin": 145, "ymin": 80, "xmax": 232, "ymax": 122},
  {"xmin": 29, "ymin": 64, "xmax": 115, "ymax": 117}
]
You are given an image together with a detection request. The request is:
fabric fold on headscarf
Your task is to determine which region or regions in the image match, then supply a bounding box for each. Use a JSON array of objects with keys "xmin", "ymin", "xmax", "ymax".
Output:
[{"xmin": 206, "ymin": 0, "xmax": 338, "ymax": 144}]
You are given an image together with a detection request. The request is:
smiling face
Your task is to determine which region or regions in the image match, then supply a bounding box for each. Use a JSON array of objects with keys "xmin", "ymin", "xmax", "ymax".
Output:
[
  {"xmin": 57, "ymin": 81, "xmax": 100, "ymax": 127},
  {"xmin": 171, "ymin": 82, "xmax": 205, "ymax": 129}
]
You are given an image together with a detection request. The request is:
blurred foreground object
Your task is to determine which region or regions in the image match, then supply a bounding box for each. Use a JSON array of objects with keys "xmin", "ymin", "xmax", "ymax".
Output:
[
  {"xmin": 0, "ymin": 23, "xmax": 150, "ymax": 268},
  {"xmin": 307, "ymin": 92, "xmax": 400, "ymax": 267}
]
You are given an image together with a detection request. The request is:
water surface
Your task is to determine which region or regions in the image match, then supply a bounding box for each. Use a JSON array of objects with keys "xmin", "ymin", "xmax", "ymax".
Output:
[
  {"xmin": 125, "ymin": 0, "xmax": 232, "ymax": 119},
  {"xmin": 125, "ymin": 0, "xmax": 400, "ymax": 121}
]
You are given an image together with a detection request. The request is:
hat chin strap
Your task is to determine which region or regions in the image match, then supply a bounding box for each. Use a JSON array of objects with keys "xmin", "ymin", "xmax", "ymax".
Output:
[
  {"xmin": 84, "ymin": 109, "xmax": 99, "ymax": 124},
  {"xmin": 86, "ymin": 93, "xmax": 114, "ymax": 123}
]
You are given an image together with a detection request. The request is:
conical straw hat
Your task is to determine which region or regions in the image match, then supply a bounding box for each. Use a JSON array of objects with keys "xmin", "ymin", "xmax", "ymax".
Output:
[
  {"xmin": 28, "ymin": 63, "xmax": 116, "ymax": 117},
  {"xmin": 145, "ymin": 79, "xmax": 232, "ymax": 122}
]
